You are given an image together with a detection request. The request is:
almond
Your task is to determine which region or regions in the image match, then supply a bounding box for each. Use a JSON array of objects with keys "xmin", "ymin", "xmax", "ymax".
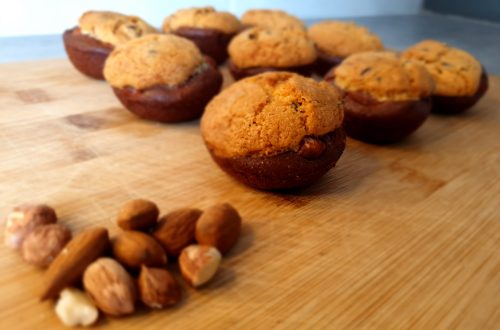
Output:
[
  {"xmin": 117, "ymin": 199, "xmax": 159, "ymax": 231},
  {"xmin": 138, "ymin": 265, "xmax": 182, "ymax": 309},
  {"xmin": 153, "ymin": 208, "xmax": 202, "ymax": 256},
  {"xmin": 111, "ymin": 231, "xmax": 167, "ymax": 269},
  {"xmin": 179, "ymin": 245, "xmax": 221, "ymax": 287},
  {"xmin": 83, "ymin": 258, "xmax": 137, "ymax": 316},
  {"xmin": 195, "ymin": 203, "xmax": 241, "ymax": 254},
  {"xmin": 21, "ymin": 223, "xmax": 72, "ymax": 268},
  {"xmin": 41, "ymin": 227, "xmax": 109, "ymax": 300}
]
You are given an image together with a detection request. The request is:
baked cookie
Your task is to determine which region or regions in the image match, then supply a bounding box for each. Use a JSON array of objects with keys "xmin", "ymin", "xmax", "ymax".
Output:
[
  {"xmin": 228, "ymin": 27, "xmax": 317, "ymax": 80},
  {"xmin": 241, "ymin": 9, "xmax": 305, "ymax": 32},
  {"xmin": 163, "ymin": 7, "xmax": 242, "ymax": 64},
  {"xmin": 402, "ymin": 40, "xmax": 488, "ymax": 114},
  {"xmin": 104, "ymin": 34, "xmax": 223, "ymax": 123},
  {"xmin": 308, "ymin": 21, "xmax": 383, "ymax": 75},
  {"xmin": 201, "ymin": 72, "xmax": 346, "ymax": 190},
  {"xmin": 325, "ymin": 51, "xmax": 434, "ymax": 144},
  {"xmin": 63, "ymin": 11, "xmax": 157, "ymax": 79}
]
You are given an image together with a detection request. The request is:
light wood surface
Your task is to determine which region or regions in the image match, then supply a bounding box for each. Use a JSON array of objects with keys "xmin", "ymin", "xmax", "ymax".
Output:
[{"xmin": 0, "ymin": 59, "xmax": 499, "ymax": 330}]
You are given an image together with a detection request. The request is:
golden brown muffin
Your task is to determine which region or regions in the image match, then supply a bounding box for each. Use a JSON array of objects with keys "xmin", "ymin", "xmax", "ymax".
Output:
[
  {"xmin": 63, "ymin": 11, "xmax": 157, "ymax": 79},
  {"xmin": 163, "ymin": 7, "xmax": 241, "ymax": 34},
  {"xmin": 325, "ymin": 51, "xmax": 434, "ymax": 143},
  {"xmin": 104, "ymin": 34, "xmax": 204, "ymax": 89},
  {"xmin": 201, "ymin": 72, "xmax": 346, "ymax": 190},
  {"xmin": 104, "ymin": 34, "xmax": 223, "ymax": 123},
  {"xmin": 163, "ymin": 7, "xmax": 242, "ymax": 64},
  {"xmin": 79, "ymin": 11, "xmax": 157, "ymax": 46},
  {"xmin": 227, "ymin": 27, "xmax": 317, "ymax": 80},
  {"xmin": 241, "ymin": 9, "xmax": 305, "ymax": 32},
  {"xmin": 333, "ymin": 51, "xmax": 434, "ymax": 101},
  {"xmin": 402, "ymin": 40, "xmax": 488, "ymax": 114},
  {"xmin": 307, "ymin": 21, "xmax": 383, "ymax": 74}
]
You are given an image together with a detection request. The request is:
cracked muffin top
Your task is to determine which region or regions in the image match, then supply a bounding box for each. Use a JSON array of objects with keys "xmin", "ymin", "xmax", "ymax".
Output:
[
  {"xmin": 402, "ymin": 40, "xmax": 482, "ymax": 97},
  {"xmin": 104, "ymin": 34, "xmax": 206, "ymax": 90},
  {"xmin": 201, "ymin": 72, "xmax": 344, "ymax": 158},
  {"xmin": 78, "ymin": 11, "xmax": 157, "ymax": 46},
  {"xmin": 162, "ymin": 7, "xmax": 242, "ymax": 34},
  {"xmin": 228, "ymin": 27, "xmax": 317, "ymax": 68},
  {"xmin": 307, "ymin": 21, "xmax": 383, "ymax": 58},
  {"xmin": 241, "ymin": 9, "xmax": 305, "ymax": 32},
  {"xmin": 329, "ymin": 51, "xmax": 434, "ymax": 101}
]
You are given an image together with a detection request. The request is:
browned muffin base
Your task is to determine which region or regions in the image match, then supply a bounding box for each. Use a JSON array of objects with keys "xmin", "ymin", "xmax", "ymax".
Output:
[
  {"xmin": 228, "ymin": 59, "xmax": 314, "ymax": 81},
  {"xmin": 207, "ymin": 128, "xmax": 346, "ymax": 190},
  {"xmin": 172, "ymin": 27, "xmax": 235, "ymax": 65},
  {"xmin": 341, "ymin": 91, "xmax": 431, "ymax": 144},
  {"xmin": 63, "ymin": 27, "xmax": 113, "ymax": 80},
  {"xmin": 432, "ymin": 69, "xmax": 489, "ymax": 114},
  {"xmin": 113, "ymin": 57, "xmax": 223, "ymax": 123},
  {"xmin": 314, "ymin": 50, "xmax": 344, "ymax": 76}
]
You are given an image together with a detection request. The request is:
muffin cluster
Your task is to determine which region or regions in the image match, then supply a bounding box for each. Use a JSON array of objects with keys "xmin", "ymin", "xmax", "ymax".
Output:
[{"xmin": 62, "ymin": 7, "xmax": 489, "ymax": 191}]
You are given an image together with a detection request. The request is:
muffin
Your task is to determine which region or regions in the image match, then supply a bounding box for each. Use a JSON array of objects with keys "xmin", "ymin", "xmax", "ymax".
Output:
[
  {"xmin": 241, "ymin": 9, "xmax": 305, "ymax": 32},
  {"xmin": 308, "ymin": 21, "xmax": 383, "ymax": 75},
  {"xmin": 325, "ymin": 52, "xmax": 434, "ymax": 144},
  {"xmin": 63, "ymin": 11, "xmax": 157, "ymax": 79},
  {"xmin": 402, "ymin": 40, "xmax": 488, "ymax": 114},
  {"xmin": 163, "ymin": 7, "xmax": 242, "ymax": 64},
  {"xmin": 104, "ymin": 34, "xmax": 223, "ymax": 123},
  {"xmin": 227, "ymin": 27, "xmax": 317, "ymax": 80},
  {"xmin": 201, "ymin": 72, "xmax": 346, "ymax": 190}
]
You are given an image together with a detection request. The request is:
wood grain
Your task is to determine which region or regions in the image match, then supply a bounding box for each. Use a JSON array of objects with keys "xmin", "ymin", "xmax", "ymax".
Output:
[{"xmin": 0, "ymin": 59, "xmax": 499, "ymax": 329}]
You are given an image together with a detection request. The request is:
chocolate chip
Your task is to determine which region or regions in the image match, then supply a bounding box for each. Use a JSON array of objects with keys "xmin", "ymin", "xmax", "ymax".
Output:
[
  {"xmin": 360, "ymin": 67, "xmax": 371, "ymax": 75},
  {"xmin": 298, "ymin": 137, "xmax": 326, "ymax": 160},
  {"xmin": 291, "ymin": 101, "xmax": 303, "ymax": 112}
]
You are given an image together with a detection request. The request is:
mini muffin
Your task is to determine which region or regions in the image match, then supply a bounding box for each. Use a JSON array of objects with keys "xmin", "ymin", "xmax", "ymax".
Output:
[
  {"xmin": 201, "ymin": 72, "xmax": 346, "ymax": 190},
  {"xmin": 402, "ymin": 40, "xmax": 488, "ymax": 114},
  {"xmin": 228, "ymin": 27, "xmax": 317, "ymax": 80},
  {"xmin": 104, "ymin": 34, "xmax": 223, "ymax": 123},
  {"xmin": 241, "ymin": 9, "xmax": 305, "ymax": 32},
  {"xmin": 325, "ymin": 52, "xmax": 434, "ymax": 144},
  {"xmin": 163, "ymin": 7, "xmax": 242, "ymax": 64},
  {"xmin": 308, "ymin": 21, "xmax": 383, "ymax": 75},
  {"xmin": 63, "ymin": 11, "xmax": 157, "ymax": 79}
]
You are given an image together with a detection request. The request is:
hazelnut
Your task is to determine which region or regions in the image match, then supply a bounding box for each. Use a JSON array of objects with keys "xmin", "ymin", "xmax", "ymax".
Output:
[
  {"xmin": 55, "ymin": 288, "xmax": 99, "ymax": 327},
  {"xmin": 116, "ymin": 199, "xmax": 159, "ymax": 231},
  {"xmin": 83, "ymin": 258, "xmax": 137, "ymax": 316},
  {"xmin": 179, "ymin": 245, "xmax": 221, "ymax": 288},
  {"xmin": 195, "ymin": 203, "xmax": 241, "ymax": 254},
  {"xmin": 153, "ymin": 208, "xmax": 202, "ymax": 256},
  {"xmin": 3, "ymin": 204, "xmax": 57, "ymax": 250},
  {"xmin": 111, "ymin": 231, "xmax": 167, "ymax": 269},
  {"xmin": 138, "ymin": 266, "xmax": 182, "ymax": 309},
  {"xmin": 21, "ymin": 224, "xmax": 72, "ymax": 268}
]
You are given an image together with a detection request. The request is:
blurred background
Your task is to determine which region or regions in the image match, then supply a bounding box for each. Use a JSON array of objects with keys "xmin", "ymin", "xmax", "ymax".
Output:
[{"xmin": 1, "ymin": 0, "xmax": 499, "ymax": 36}]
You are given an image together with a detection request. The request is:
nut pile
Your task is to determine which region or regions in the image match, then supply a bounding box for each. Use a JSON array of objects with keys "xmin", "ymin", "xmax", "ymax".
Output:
[{"xmin": 3, "ymin": 200, "xmax": 242, "ymax": 327}]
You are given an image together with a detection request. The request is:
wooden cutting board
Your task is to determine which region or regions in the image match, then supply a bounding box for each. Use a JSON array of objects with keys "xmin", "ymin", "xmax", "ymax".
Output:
[{"xmin": 0, "ymin": 59, "xmax": 499, "ymax": 330}]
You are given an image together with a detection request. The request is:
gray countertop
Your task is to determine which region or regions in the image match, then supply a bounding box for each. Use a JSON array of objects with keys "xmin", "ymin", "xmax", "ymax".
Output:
[{"xmin": 1, "ymin": 12, "xmax": 499, "ymax": 73}]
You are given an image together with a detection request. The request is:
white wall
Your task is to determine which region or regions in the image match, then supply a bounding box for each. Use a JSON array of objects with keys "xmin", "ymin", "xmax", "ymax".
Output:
[{"xmin": 0, "ymin": 0, "xmax": 423, "ymax": 37}]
